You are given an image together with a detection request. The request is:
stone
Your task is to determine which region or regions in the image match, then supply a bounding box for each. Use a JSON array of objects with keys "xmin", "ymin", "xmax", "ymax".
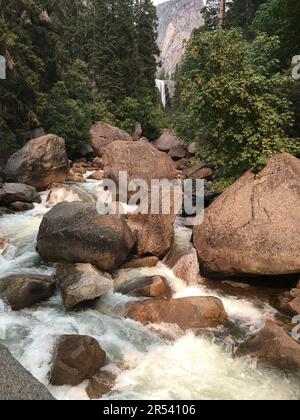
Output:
[
  {"xmin": 120, "ymin": 256, "xmax": 159, "ymax": 270},
  {"xmin": 194, "ymin": 153, "xmax": 300, "ymax": 277},
  {"xmin": 4, "ymin": 134, "xmax": 69, "ymax": 190},
  {"xmin": 87, "ymin": 171, "xmax": 103, "ymax": 181},
  {"xmin": 115, "ymin": 276, "xmax": 169, "ymax": 298},
  {"xmin": 56, "ymin": 263, "xmax": 113, "ymax": 311},
  {"xmin": 278, "ymin": 289, "xmax": 300, "ymax": 316},
  {"xmin": 46, "ymin": 183, "xmax": 94, "ymax": 206},
  {"xmin": 126, "ymin": 296, "xmax": 228, "ymax": 330},
  {"xmin": 90, "ymin": 122, "xmax": 132, "ymax": 157},
  {"xmin": 9, "ymin": 202, "xmax": 34, "ymax": 212},
  {"xmin": 168, "ymin": 145, "xmax": 188, "ymax": 160},
  {"xmin": 152, "ymin": 129, "xmax": 182, "ymax": 152},
  {"xmin": 50, "ymin": 335, "xmax": 106, "ymax": 386},
  {"xmin": 184, "ymin": 163, "xmax": 214, "ymax": 180},
  {"xmin": 36, "ymin": 202, "xmax": 136, "ymax": 272},
  {"xmin": 0, "ymin": 345, "xmax": 54, "ymax": 400},
  {"xmin": 0, "ymin": 183, "xmax": 40, "ymax": 205},
  {"xmin": 236, "ymin": 320, "xmax": 300, "ymax": 373},
  {"xmin": 86, "ymin": 371, "xmax": 116, "ymax": 400},
  {"xmin": 0, "ymin": 274, "xmax": 56, "ymax": 311}
]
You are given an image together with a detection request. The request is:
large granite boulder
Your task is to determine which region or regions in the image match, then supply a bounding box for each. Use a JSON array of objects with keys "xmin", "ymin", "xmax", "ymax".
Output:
[
  {"xmin": 0, "ymin": 183, "xmax": 40, "ymax": 205},
  {"xmin": 90, "ymin": 122, "xmax": 132, "ymax": 157}
]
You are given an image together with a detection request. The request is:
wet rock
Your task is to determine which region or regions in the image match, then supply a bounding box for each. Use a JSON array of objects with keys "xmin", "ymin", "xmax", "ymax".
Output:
[
  {"xmin": 278, "ymin": 289, "xmax": 300, "ymax": 316},
  {"xmin": 194, "ymin": 153, "xmax": 300, "ymax": 277},
  {"xmin": 126, "ymin": 296, "xmax": 228, "ymax": 330},
  {"xmin": 4, "ymin": 134, "xmax": 69, "ymax": 191},
  {"xmin": 121, "ymin": 256, "xmax": 159, "ymax": 270},
  {"xmin": 46, "ymin": 183, "xmax": 94, "ymax": 206},
  {"xmin": 0, "ymin": 239, "xmax": 8, "ymax": 254},
  {"xmin": 116, "ymin": 276, "xmax": 169, "ymax": 298},
  {"xmin": 9, "ymin": 202, "xmax": 34, "ymax": 212},
  {"xmin": 50, "ymin": 335, "xmax": 106, "ymax": 386},
  {"xmin": 65, "ymin": 174, "xmax": 85, "ymax": 183},
  {"xmin": 0, "ymin": 345, "xmax": 54, "ymax": 400},
  {"xmin": 0, "ymin": 274, "xmax": 56, "ymax": 310},
  {"xmin": 37, "ymin": 202, "xmax": 136, "ymax": 272},
  {"xmin": 86, "ymin": 371, "xmax": 116, "ymax": 400},
  {"xmin": 56, "ymin": 263, "xmax": 113, "ymax": 311},
  {"xmin": 152, "ymin": 129, "xmax": 182, "ymax": 152},
  {"xmin": 90, "ymin": 122, "xmax": 132, "ymax": 157},
  {"xmin": 87, "ymin": 171, "xmax": 103, "ymax": 181},
  {"xmin": 236, "ymin": 320, "xmax": 300, "ymax": 373},
  {"xmin": 0, "ymin": 183, "xmax": 40, "ymax": 205}
]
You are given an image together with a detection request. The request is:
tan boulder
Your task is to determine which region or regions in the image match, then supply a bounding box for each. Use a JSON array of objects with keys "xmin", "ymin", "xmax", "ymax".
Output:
[
  {"xmin": 86, "ymin": 371, "xmax": 116, "ymax": 400},
  {"xmin": 121, "ymin": 256, "xmax": 159, "ymax": 270},
  {"xmin": 194, "ymin": 153, "xmax": 300, "ymax": 277},
  {"xmin": 236, "ymin": 320, "xmax": 300, "ymax": 373},
  {"xmin": 184, "ymin": 162, "xmax": 214, "ymax": 180},
  {"xmin": 126, "ymin": 296, "xmax": 228, "ymax": 330},
  {"xmin": 278, "ymin": 289, "xmax": 300, "ymax": 316},
  {"xmin": 152, "ymin": 129, "xmax": 182, "ymax": 152},
  {"xmin": 115, "ymin": 275, "xmax": 169, "ymax": 298},
  {"xmin": 90, "ymin": 122, "xmax": 132, "ymax": 157},
  {"xmin": 87, "ymin": 171, "xmax": 103, "ymax": 181},
  {"xmin": 4, "ymin": 135, "xmax": 69, "ymax": 190},
  {"xmin": 50, "ymin": 335, "xmax": 106, "ymax": 386}
]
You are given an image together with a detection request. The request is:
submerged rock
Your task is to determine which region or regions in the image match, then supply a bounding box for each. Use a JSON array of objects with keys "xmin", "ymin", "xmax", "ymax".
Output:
[
  {"xmin": 86, "ymin": 371, "xmax": 116, "ymax": 400},
  {"xmin": 0, "ymin": 274, "xmax": 56, "ymax": 311},
  {"xmin": 36, "ymin": 202, "xmax": 136, "ymax": 272},
  {"xmin": 0, "ymin": 345, "xmax": 54, "ymax": 400},
  {"xmin": 50, "ymin": 335, "xmax": 106, "ymax": 386},
  {"xmin": 126, "ymin": 296, "xmax": 228, "ymax": 330},
  {"xmin": 4, "ymin": 134, "xmax": 69, "ymax": 191},
  {"xmin": 56, "ymin": 263, "xmax": 113, "ymax": 311},
  {"xmin": 236, "ymin": 320, "xmax": 300, "ymax": 373},
  {"xmin": 90, "ymin": 122, "xmax": 133, "ymax": 157},
  {"xmin": 194, "ymin": 153, "xmax": 300, "ymax": 277},
  {"xmin": 115, "ymin": 276, "xmax": 169, "ymax": 298},
  {"xmin": 0, "ymin": 183, "xmax": 40, "ymax": 205}
]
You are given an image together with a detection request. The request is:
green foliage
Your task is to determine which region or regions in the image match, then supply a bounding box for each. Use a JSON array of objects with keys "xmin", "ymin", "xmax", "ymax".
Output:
[
  {"xmin": 173, "ymin": 29, "xmax": 299, "ymax": 182},
  {"xmin": 226, "ymin": 0, "xmax": 267, "ymax": 29}
]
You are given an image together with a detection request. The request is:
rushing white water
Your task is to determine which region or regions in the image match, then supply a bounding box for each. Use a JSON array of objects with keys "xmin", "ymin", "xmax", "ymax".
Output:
[
  {"xmin": 155, "ymin": 79, "xmax": 167, "ymax": 108},
  {"xmin": 0, "ymin": 178, "xmax": 300, "ymax": 400}
]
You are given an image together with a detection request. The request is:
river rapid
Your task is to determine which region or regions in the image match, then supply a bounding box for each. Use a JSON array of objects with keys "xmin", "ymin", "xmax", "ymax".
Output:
[{"xmin": 0, "ymin": 176, "xmax": 299, "ymax": 400}]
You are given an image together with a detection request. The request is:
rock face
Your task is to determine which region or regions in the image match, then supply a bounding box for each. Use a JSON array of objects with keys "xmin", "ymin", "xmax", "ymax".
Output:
[
  {"xmin": 116, "ymin": 276, "xmax": 169, "ymax": 298},
  {"xmin": 236, "ymin": 321, "xmax": 300, "ymax": 373},
  {"xmin": 0, "ymin": 345, "xmax": 54, "ymax": 400},
  {"xmin": 4, "ymin": 134, "xmax": 69, "ymax": 191},
  {"xmin": 102, "ymin": 140, "xmax": 177, "ymax": 198},
  {"xmin": 0, "ymin": 183, "xmax": 40, "ymax": 205},
  {"xmin": 56, "ymin": 263, "xmax": 113, "ymax": 310},
  {"xmin": 126, "ymin": 296, "xmax": 228, "ymax": 330},
  {"xmin": 50, "ymin": 335, "xmax": 106, "ymax": 386},
  {"xmin": 193, "ymin": 153, "xmax": 300, "ymax": 277},
  {"xmin": 157, "ymin": 0, "xmax": 204, "ymax": 77},
  {"xmin": 36, "ymin": 202, "xmax": 136, "ymax": 272},
  {"xmin": 90, "ymin": 122, "xmax": 133, "ymax": 157},
  {"xmin": 0, "ymin": 274, "xmax": 56, "ymax": 311}
]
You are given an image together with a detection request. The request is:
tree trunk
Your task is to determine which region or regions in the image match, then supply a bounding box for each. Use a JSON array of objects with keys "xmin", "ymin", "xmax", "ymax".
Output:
[{"xmin": 219, "ymin": 0, "xmax": 226, "ymax": 29}]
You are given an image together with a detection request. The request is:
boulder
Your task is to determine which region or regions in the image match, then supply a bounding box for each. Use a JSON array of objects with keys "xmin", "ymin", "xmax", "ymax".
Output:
[
  {"xmin": 120, "ymin": 256, "xmax": 159, "ymax": 270},
  {"xmin": 187, "ymin": 142, "xmax": 198, "ymax": 155},
  {"xmin": 278, "ymin": 289, "xmax": 300, "ymax": 316},
  {"xmin": 0, "ymin": 345, "xmax": 54, "ymax": 400},
  {"xmin": 115, "ymin": 276, "xmax": 169, "ymax": 298},
  {"xmin": 9, "ymin": 202, "xmax": 34, "ymax": 212},
  {"xmin": 46, "ymin": 183, "xmax": 94, "ymax": 206},
  {"xmin": 50, "ymin": 335, "xmax": 106, "ymax": 386},
  {"xmin": 0, "ymin": 239, "xmax": 8, "ymax": 254},
  {"xmin": 90, "ymin": 122, "xmax": 132, "ymax": 157},
  {"xmin": 4, "ymin": 134, "xmax": 69, "ymax": 190},
  {"xmin": 236, "ymin": 320, "xmax": 300, "ymax": 373},
  {"xmin": 168, "ymin": 145, "xmax": 188, "ymax": 160},
  {"xmin": 0, "ymin": 183, "xmax": 40, "ymax": 205},
  {"xmin": 86, "ymin": 371, "xmax": 116, "ymax": 400},
  {"xmin": 152, "ymin": 129, "xmax": 182, "ymax": 152},
  {"xmin": 184, "ymin": 163, "xmax": 214, "ymax": 180},
  {"xmin": 126, "ymin": 296, "xmax": 228, "ymax": 330},
  {"xmin": 87, "ymin": 171, "xmax": 103, "ymax": 181},
  {"xmin": 56, "ymin": 263, "xmax": 113, "ymax": 311},
  {"xmin": 36, "ymin": 202, "xmax": 136, "ymax": 272},
  {"xmin": 0, "ymin": 274, "xmax": 56, "ymax": 311},
  {"xmin": 102, "ymin": 140, "xmax": 177, "ymax": 198},
  {"xmin": 164, "ymin": 238, "xmax": 200, "ymax": 285},
  {"xmin": 193, "ymin": 153, "xmax": 300, "ymax": 277}
]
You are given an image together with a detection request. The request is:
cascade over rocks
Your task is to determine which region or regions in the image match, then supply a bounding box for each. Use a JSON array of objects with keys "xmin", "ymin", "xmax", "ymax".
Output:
[
  {"xmin": 0, "ymin": 183, "xmax": 40, "ymax": 205},
  {"xmin": 56, "ymin": 263, "xmax": 113, "ymax": 311},
  {"xmin": 126, "ymin": 296, "xmax": 228, "ymax": 330},
  {"xmin": 0, "ymin": 345, "xmax": 54, "ymax": 400},
  {"xmin": 50, "ymin": 335, "xmax": 106, "ymax": 386},
  {"xmin": 115, "ymin": 275, "xmax": 169, "ymax": 298},
  {"xmin": 36, "ymin": 202, "xmax": 136, "ymax": 272},
  {"xmin": 102, "ymin": 140, "xmax": 177, "ymax": 197},
  {"xmin": 193, "ymin": 153, "xmax": 300, "ymax": 277},
  {"xmin": 236, "ymin": 320, "xmax": 300, "ymax": 373},
  {"xmin": 4, "ymin": 135, "xmax": 69, "ymax": 191},
  {"xmin": 90, "ymin": 122, "xmax": 133, "ymax": 157},
  {"xmin": 0, "ymin": 274, "xmax": 56, "ymax": 311}
]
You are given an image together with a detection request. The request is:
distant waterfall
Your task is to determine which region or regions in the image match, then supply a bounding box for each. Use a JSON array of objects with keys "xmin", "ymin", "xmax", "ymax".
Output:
[{"xmin": 155, "ymin": 79, "xmax": 167, "ymax": 108}]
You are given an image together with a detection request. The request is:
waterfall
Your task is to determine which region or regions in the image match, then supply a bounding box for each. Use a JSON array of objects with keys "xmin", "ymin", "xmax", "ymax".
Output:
[{"xmin": 155, "ymin": 79, "xmax": 167, "ymax": 108}]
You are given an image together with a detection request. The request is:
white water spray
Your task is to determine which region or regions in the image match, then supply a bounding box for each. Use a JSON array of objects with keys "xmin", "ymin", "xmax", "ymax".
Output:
[{"xmin": 155, "ymin": 79, "xmax": 167, "ymax": 108}]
